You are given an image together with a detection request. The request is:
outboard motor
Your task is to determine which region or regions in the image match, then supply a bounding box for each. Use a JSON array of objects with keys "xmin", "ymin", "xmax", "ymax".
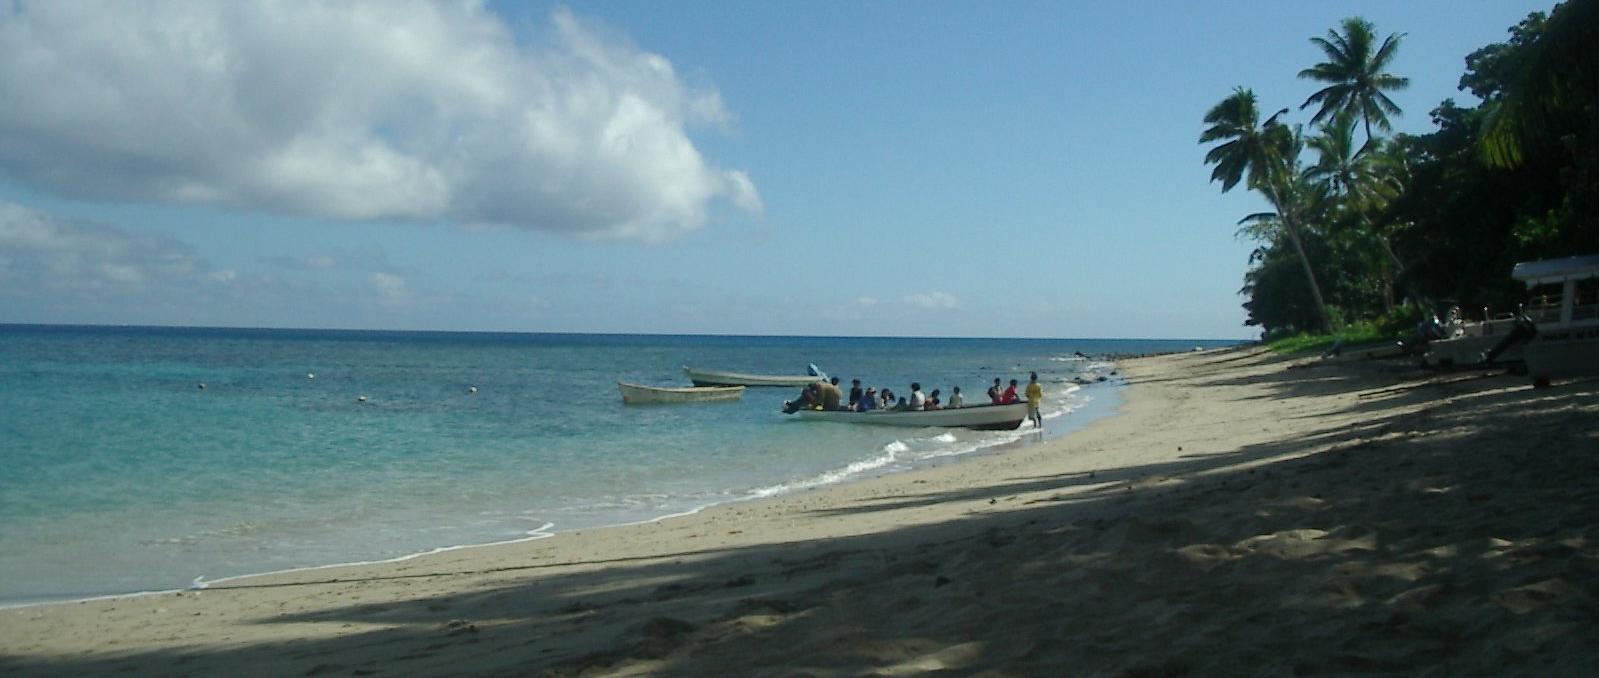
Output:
[{"xmin": 1480, "ymin": 315, "xmax": 1538, "ymax": 364}]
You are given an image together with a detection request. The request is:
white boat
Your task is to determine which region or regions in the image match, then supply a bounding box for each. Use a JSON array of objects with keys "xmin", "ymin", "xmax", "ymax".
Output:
[
  {"xmin": 683, "ymin": 366, "xmax": 822, "ymax": 388},
  {"xmin": 618, "ymin": 382, "xmax": 745, "ymax": 405},
  {"xmin": 787, "ymin": 402, "xmax": 1031, "ymax": 430},
  {"xmin": 1422, "ymin": 313, "xmax": 1526, "ymax": 368},
  {"xmin": 1511, "ymin": 255, "xmax": 1599, "ymax": 386}
]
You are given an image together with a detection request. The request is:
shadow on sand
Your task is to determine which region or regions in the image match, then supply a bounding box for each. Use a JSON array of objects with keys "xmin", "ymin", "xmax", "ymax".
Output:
[{"xmin": 4, "ymin": 354, "xmax": 1596, "ymax": 676}]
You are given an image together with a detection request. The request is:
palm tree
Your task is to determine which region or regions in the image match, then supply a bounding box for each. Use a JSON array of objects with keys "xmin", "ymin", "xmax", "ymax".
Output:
[
  {"xmin": 1305, "ymin": 111, "xmax": 1407, "ymax": 312},
  {"xmin": 1480, "ymin": 0, "xmax": 1598, "ymax": 167},
  {"xmin": 1203, "ymin": 87, "xmax": 1335, "ymax": 333},
  {"xmin": 1299, "ymin": 17, "xmax": 1411, "ymax": 146}
]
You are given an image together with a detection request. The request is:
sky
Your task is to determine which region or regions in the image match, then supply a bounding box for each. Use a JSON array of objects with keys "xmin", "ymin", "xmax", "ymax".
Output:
[{"xmin": 0, "ymin": 0, "xmax": 1557, "ymax": 339}]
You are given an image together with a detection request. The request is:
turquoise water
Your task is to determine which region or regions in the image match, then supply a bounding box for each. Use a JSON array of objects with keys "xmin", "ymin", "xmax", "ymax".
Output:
[{"xmin": 0, "ymin": 325, "xmax": 1237, "ymax": 605}]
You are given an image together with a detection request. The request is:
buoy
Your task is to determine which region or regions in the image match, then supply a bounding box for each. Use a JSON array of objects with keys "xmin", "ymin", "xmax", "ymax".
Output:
[
  {"xmin": 307, "ymin": 373, "xmax": 315, "ymax": 380},
  {"xmin": 467, "ymin": 386, "xmax": 478, "ymax": 394},
  {"xmin": 357, "ymin": 395, "xmax": 368, "ymax": 403},
  {"xmin": 197, "ymin": 383, "xmax": 206, "ymax": 390}
]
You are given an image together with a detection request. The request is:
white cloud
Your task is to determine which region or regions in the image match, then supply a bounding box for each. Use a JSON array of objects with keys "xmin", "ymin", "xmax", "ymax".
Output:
[
  {"xmin": 905, "ymin": 292, "xmax": 958, "ymax": 310},
  {"xmin": 369, "ymin": 272, "xmax": 408, "ymax": 305},
  {"xmin": 856, "ymin": 296, "xmax": 880, "ymax": 306},
  {"xmin": 0, "ymin": 201, "xmax": 208, "ymax": 291},
  {"xmin": 0, "ymin": 2, "xmax": 760, "ymax": 241}
]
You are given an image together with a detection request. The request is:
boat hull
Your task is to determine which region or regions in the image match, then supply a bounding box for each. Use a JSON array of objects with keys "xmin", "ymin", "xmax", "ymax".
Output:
[
  {"xmin": 683, "ymin": 366, "xmax": 819, "ymax": 388},
  {"xmin": 790, "ymin": 402, "xmax": 1030, "ymax": 430},
  {"xmin": 1523, "ymin": 330, "xmax": 1599, "ymax": 384},
  {"xmin": 1424, "ymin": 328, "xmax": 1525, "ymax": 368},
  {"xmin": 618, "ymin": 382, "xmax": 745, "ymax": 405}
]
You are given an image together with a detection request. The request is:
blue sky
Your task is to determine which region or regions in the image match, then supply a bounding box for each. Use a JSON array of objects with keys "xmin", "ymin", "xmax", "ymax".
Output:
[{"xmin": 0, "ymin": 1, "xmax": 1554, "ymax": 338}]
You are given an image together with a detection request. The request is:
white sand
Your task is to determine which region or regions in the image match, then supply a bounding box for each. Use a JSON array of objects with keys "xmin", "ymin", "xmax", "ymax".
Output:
[{"xmin": 3, "ymin": 346, "xmax": 1596, "ymax": 676}]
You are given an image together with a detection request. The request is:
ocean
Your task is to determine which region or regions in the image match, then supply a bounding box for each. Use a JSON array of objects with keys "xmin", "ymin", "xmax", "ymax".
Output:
[{"xmin": 0, "ymin": 325, "xmax": 1238, "ymax": 606}]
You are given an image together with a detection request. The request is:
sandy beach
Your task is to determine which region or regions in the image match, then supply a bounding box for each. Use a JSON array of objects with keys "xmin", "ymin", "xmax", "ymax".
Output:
[{"xmin": 3, "ymin": 345, "xmax": 1596, "ymax": 676}]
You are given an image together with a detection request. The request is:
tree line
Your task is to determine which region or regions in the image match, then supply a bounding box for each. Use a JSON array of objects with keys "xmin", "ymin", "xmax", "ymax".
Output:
[{"xmin": 1201, "ymin": 0, "xmax": 1597, "ymax": 339}]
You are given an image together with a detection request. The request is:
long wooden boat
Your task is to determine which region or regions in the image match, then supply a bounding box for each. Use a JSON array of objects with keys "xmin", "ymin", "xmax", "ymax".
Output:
[
  {"xmin": 618, "ymin": 382, "xmax": 745, "ymax": 405},
  {"xmin": 683, "ymin": 366, "xmax": 821, "ymax": 388},
  {"xmin": 787, "ymin": 402, "xmax": 1030, "ymax": 430}
]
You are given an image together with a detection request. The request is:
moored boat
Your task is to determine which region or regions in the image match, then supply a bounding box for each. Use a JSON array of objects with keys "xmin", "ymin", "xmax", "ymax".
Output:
[
  {"xmin": 1422, "ymin": 313, "xmax": 1526, "ymax": 368},
  {"xmin": 618, "ymin": 382, "xmax": 745, "ymax": 405},
  {"xmin": 786, "ymin": 402, "xmax": 1030, "ymax": 430},
  {"xmin": 1512, "ymin": 255, "xmax": 1599, "ymax": 386},
  {"xmin": 683, "ymin": 365, "xmax": 823, "ymax": 388}
]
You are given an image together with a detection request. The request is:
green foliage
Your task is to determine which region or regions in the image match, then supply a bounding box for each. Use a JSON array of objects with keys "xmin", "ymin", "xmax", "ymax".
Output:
[
  {"xmin": 1264, "ymin": 321, "xmax": 1395, "ymax": 355},
  {"xmin": 1218, "ymin": 6, "xmax": 1597, "ymax": 339},
  {"xmin": 1298, "ymin": 17, "xmax": 1411, "ymax": 142}
]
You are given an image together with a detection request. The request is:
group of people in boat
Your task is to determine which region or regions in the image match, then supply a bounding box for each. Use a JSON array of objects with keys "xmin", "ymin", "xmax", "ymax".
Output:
[{"xmin": 784, "ymin": 373, "xmax": 1046, "ymax": 427}]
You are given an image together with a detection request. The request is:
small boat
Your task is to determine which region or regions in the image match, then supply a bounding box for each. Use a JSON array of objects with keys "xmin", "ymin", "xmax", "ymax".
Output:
[
  {"xmin": 1511, "ymin": 255, "xmax": 1599, "ymax": 387},
  {"xmin": 1422, "ymin": 312, "xmax": 1526, "ymax": 368},
  {"xmin": 786, "ymin": 402, "xmax": 1031, "ymax": 431},
  {"xmin": 682, "ymin": 365, "xmax": 823, "ymax": 388},
  {"xmin": 618, "ymin": 382, "xmax": 745, "ymax": 405}
]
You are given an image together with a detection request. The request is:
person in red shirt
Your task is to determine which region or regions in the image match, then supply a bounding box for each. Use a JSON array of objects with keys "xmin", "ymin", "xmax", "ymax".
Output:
[{"xmin": 1001, "ymin": 379, "xmax": 1020, "ymax": 404}]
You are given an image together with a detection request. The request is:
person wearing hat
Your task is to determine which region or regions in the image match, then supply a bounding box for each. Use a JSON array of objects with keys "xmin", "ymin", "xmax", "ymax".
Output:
[{"xmin": 857, "ymin": 387, "xmax": 876, "ymax": 412}]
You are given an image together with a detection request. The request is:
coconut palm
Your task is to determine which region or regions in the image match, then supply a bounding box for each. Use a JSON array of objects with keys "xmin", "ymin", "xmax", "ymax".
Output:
[
  {"xmin": 1305, "ymin": 111, "xmax": 1408, "ymax": 311},
  {"xmin": 1203, "ymin": 87, "xmax": 1334, "ymax": 333},
  {"xmin": 1299, "ymin": 17, "xmax": 1410, "ymax": 145},
  {"xmin": 1480, "ymin": 0, "xmax": 1598, "ymax": 167}
]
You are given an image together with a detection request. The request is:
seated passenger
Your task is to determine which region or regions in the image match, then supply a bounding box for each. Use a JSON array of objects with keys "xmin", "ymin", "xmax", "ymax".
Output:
[
  {"xmin": 1002, "ymin": 379, "xmax": 1020, "ymax": 404},
  {"xmin": 908, "ymin": 382, "xmax": 926, "ymax": 411}
]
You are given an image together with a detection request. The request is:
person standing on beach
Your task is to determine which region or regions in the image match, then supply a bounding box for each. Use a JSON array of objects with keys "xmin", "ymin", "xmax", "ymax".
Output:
[{"xmin": 1026, "ymin": 372, "xmax": 1043, "ymax": 428}]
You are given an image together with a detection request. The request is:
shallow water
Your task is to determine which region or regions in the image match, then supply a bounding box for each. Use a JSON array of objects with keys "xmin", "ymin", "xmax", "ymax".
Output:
[{"xmin": 0, "ymin": 325, "xmax": 1236, "ymax": 605}]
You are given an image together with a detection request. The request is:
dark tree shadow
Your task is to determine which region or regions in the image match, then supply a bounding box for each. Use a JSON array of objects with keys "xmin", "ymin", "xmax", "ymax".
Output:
[{"xmin": 4, "ymin": 358, "xmax": 1596, "ymax": 677}]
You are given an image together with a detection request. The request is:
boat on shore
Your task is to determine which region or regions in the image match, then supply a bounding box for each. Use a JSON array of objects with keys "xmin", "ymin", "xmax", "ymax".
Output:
[
  {"xmin": 1511, "ymin": 255, "xmax": 1599, "ymax": 387},
  {"xmin": 1422, "ymin": 312, "xmax": 1526, "ymax": 369},
  {"xmin": 683, "ymin": 365, "xmax": 822, "ymax": 388},
  {"xmin": 785, "ymin": 402, "xmax": 1031, "ymax": 430},
  {"xmin": 618, "ymin": 382, "xmax": 745, "ymax": 405}
]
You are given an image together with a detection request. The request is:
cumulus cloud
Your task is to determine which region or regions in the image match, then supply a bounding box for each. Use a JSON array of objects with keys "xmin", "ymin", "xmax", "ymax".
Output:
[
  {"xmin": 0, "ymin": 2, "xmax": 761, "ymax": 241},
  {"xmin": 0, "ymin": 201, "xmax": 214, "ymax": 294},
  {"xmin": 262, "ymin": 247, "xmax": 413, "ymax": 275},
  {"xmin": 369, "ymin": 272, "xmax": 409, "ymax": 305},
  {"xmin": 905, "ymin": 292, "xmax": 958, "ymax": 310}
]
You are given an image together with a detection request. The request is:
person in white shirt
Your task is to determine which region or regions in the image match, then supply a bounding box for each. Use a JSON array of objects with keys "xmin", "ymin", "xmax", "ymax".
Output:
[{"xmin": 908, "ymin": 382, "xmax": 926, "ymax": 410}]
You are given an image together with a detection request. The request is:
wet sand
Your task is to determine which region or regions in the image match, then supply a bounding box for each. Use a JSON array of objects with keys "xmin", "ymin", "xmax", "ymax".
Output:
[{"xmin": 3, "ymin": 345, "xmax": 1596, "ymax": 676}]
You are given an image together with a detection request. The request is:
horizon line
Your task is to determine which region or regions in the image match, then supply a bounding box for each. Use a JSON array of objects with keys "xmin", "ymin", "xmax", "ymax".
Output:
[{"xmin": 0, "ymin": 322, "xmax": 1253, "ymax": 344}]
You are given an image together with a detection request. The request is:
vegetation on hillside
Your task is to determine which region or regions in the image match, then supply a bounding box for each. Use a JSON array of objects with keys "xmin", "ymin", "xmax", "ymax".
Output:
[{"xmin": 1203, "ymin": 0, "xmax": 1597, "ymax": 341}]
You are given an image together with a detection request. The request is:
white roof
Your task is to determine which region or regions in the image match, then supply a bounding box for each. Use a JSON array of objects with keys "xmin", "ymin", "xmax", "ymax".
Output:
[{"xmin": 1512, "ymin": 254, "xmax": 1599, "ymax": 287}]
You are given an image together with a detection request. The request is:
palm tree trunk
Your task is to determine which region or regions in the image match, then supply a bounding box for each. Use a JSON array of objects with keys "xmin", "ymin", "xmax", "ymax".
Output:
[{"xmin": 1282, "ymin": 217, "xmax": 1336, "ymax": 333}]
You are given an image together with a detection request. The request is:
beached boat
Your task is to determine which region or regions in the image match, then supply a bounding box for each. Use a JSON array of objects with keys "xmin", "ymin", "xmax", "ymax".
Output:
[
  {"xmin": 1512, "ymin": 255, "xmax": 1599, "ymax": 386},
  {"xmin": 1422, "ymin": 313, "xmax": 1526, "ymax": 369},
  {"xmin": 786, "ymin": 402, "xmax": 1031, "ymax": 430},
  {"xmin": 618, "ymin": 382, "xmax": 745, "ymax": 405},
  {"xmin": 682, "ymin": 365, "xmax": 823, "ymax": 388}
]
